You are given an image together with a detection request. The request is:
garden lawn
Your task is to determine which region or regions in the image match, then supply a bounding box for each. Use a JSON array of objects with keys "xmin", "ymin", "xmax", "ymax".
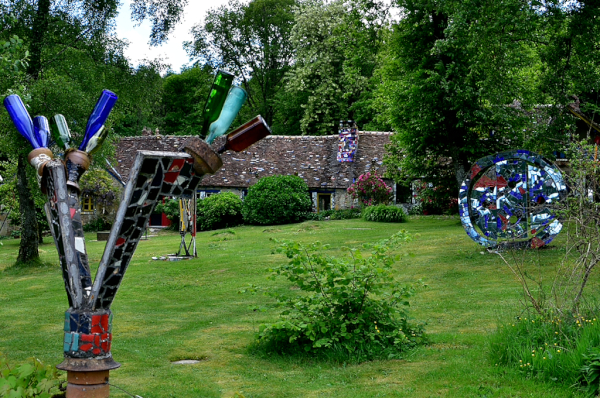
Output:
[{"xmin": 0, "ymin": 216, "xmax": 596, "ymax": 397}]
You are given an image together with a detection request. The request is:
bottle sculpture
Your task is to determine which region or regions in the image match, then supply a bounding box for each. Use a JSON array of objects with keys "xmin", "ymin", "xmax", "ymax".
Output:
[{"xmin": 3, "ymin": 73, "xmax": 274, "ymax": 398}]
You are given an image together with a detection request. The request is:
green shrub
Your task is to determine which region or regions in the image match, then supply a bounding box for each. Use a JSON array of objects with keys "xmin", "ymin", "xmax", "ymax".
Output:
[
  {"xmin": 0, "ymin": 356, "xmax": 66, "ymax": 397},
  {"xmin": 489, "ymin": 313, "xmax": 600, "ymax": 392},
  {"xmin": 197, "ymin": 192, "xmax": 243, "ymax": 231},
  {"xmin": 304, "ymin": 208, "xmax": 361, "ymax": 221},
  {"xmin": 242, "ymin": 175, "xmax": 312, "ymax": 225},
  {"xmin": 256, "ymin": 231, "xmax": 426, "ymax": 361},
  {"xmin": 82, "ymin": 217, "xmax": 112, "ymax": 232},
  {"xmin": 154, "ymin": 198, "xmax": 180, "ymax": 230},
  {"xmin": 580, "ymin": 349, "xmax": 600, "ymax": 397},
  {"xmin": 362, "ymin": 205, "xmax": 407, "ymax": 223}
]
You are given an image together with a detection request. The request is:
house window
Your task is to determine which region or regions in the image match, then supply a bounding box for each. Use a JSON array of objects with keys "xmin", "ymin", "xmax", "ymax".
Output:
[
  {"xmin": 317, "ymin": 193, "xmax": 331, "ymax": 212},
  {"xmin": 198, "ymin": 189, "xmax": 220, "ymax": 199},
  {"xmin": 81, "ymin": 196, "xmax": 94, "ymax": 213}
]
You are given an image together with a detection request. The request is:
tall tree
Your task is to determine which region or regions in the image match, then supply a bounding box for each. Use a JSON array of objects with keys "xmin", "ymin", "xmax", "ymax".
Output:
[
  {"xmin": 185, "ymin": 0, "xmax": 296, "ymax": 129},
  {"xmin": 160, "ymin": 64, "xmax": 214, "ymax": 135},
  {"xmin": 281, "ymin": 0, "xmax": 389, "ymax": 135},
  {"xmin": 534, "ymin": 0, "xmax": 600, "ymax": 147},
  {"xmin": 0, "ymin": 0, "xmax": 187, "ymax": 263},
  {"xmin": 380, "ymin": 0, "xmax": 539, "ymax": 188}
]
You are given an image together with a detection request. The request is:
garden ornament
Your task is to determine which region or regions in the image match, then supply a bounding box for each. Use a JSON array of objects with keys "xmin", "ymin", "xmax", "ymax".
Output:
[
  {"xmin": 459, "ymin": 149, "xmax": 567, "ymax": 249},
  {"xmin": 3, "ymin": 72, "xmax": 270, "ymax": 397}
]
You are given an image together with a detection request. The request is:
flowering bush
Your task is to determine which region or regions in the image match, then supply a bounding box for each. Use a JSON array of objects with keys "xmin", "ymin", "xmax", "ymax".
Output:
[
  {"xmin": 413, "ymin": 180, "xmax": 458, "ymax": 215},
  {"xmin": 347, "ymin": 172, "xmax": 393, "ymax": 207}
]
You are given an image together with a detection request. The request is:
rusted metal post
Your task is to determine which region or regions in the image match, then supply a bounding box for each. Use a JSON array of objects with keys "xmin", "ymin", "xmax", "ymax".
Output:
[{"xmin": 57, "ymin": 357, "xmax": 120, "ymax": 398}]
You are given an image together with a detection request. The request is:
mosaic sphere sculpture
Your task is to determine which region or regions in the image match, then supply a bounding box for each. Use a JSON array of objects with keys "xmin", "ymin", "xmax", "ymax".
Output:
[{"xmin": 459, "ymin": 150, "xmax": 567, "ymax": 248}]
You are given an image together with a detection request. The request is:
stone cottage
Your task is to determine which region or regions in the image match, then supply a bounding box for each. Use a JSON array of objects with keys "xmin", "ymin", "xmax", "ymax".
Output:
[{"xmin": 114, "ymin": 131, "xmax": 402, "ymax": 217}]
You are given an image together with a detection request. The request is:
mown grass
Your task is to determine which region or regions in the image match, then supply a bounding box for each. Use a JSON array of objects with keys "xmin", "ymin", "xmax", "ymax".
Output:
[{"xmin": 1, "ymin": 216, "xmax": 598, "ymax": 397}]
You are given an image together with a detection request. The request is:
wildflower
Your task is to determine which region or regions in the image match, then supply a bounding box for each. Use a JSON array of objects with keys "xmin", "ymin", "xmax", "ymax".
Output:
[
  {"xmin": 557, "ymin": 350, "xmax": 561, "ymax": 353},
  {"xmin": 543, "ymin": 357, "xmax": 546, "ymax": 360}
]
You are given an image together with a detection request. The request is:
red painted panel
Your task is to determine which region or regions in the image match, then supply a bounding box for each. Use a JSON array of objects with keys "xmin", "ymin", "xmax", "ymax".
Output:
[{"xmin": 169, "ymin": 158, "xmax": 185, "ymax": 172}]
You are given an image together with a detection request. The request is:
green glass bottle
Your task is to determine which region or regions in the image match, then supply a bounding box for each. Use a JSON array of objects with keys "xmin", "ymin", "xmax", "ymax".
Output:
[
  {"xmin": 200, "ymin": 70, "xmax": 235, "ymax": 139},
  {"xmin": 84, "ymin": 125, "xmax": 108, "ymax": 155},
  {"xmin": 53, "ymin": 114, "xmax": 72, "ymax": 150}
]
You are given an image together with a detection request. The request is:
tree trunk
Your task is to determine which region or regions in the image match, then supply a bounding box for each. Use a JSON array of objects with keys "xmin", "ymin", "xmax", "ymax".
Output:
[
  {"xmin": 27, "ymin": 0, "xmax": 51, "ymax": 78},
  {"xmin": 38, "ymin": 219, "xmax": 44, "ymax": 244},
  {"xmin": 16, "ymin": 154, "xmax": 39, "ymax": 263},
  {"xmin": 15, "ymin": 0, "xmax": 52, "ymax": 263}
]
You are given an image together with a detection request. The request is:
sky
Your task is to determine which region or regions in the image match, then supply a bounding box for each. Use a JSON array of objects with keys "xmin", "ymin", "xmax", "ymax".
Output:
[{"xmin": 115, "ymin": 0, "xmax": 230, "ymax": 72}]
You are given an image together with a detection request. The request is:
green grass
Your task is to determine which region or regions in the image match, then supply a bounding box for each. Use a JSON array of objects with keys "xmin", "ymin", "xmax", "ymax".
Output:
[{"xmin": 1, "ymin": 216, "xmax": 597, "ymax": 397}]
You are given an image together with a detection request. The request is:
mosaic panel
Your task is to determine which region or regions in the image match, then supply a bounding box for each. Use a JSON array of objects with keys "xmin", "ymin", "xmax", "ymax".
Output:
[
  {"xmin": 90, "ymin": 151, "xmax": 202, "ymax": 310},
  {"xmin": 63, "ymin": 310, "xmax": 112, "ymax": 357},
  {"xmin": 43, "ymin": 161, "xmax": 85, "ymax": 307},
  {"xmin": 459, "ymin": 150, "xmax": 567, "ymax": 248},
  {"xmin": 337, "ymin": 121, "xmax": 358, "ymax": 162}
]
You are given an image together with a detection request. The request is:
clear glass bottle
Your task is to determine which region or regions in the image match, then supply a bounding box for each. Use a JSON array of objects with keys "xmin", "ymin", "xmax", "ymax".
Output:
[{"xmin": 200, "ymin": 70, "xmax": 235, "ymax": 139}]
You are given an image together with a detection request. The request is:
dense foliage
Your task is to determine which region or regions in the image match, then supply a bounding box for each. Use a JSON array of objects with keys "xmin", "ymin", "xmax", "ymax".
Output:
[
  {"xmin": 489, "ymin": 314, "xmax": 600, "ymax": 395},
  {"xmin": 196, "ymin": 192, "xmax": 243, "ymax": 231},
  {"xmin": 242, "ymin": 175, "xmax": 312, "ymax": 225},
  {"xmin": 257, "ymin": 231, "xmax": 426, "ymax": 361},
  {"xmin": 362, "ymin": 204, "xmax": 406, "ymax": 223},
  {"xmin": 0, "ymin": 356, "xmax": 65, "ymax": 397},
  {"xmin": 154, "ymin": 198, "xmax": 180, "ymax": 230},
  {"xmin": 412, "ymin": 181, "xmax": 458, "ymax": 215}
]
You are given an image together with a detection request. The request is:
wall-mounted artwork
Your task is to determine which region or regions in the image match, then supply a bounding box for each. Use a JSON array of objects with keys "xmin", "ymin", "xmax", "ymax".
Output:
[{"xmin": 459, "ymin": 150, "xmax": 567, "ymax": 248}]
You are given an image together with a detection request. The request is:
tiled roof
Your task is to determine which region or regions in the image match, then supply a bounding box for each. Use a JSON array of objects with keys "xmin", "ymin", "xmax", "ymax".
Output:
[{"xmin": 115, "ymin": 132, "xmax": 392, "ymax": 189}]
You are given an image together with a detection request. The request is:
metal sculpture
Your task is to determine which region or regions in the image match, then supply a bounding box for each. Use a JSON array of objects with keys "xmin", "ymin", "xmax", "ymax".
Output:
[
  {"xmin": 459, "ymin": 149, "xmax": 567, "ymax": 249},
  {"xmin": 176, "ymin": 197, "xmax": 197, "ymax": 258},
  {"xmin": 3, "ymin": 70, "xmax": 271, "ymax": 398}
]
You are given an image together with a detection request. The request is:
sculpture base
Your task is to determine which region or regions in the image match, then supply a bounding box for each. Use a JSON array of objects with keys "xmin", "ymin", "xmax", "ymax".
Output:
[{"xmin": 57, "ymin": 357, "xmax": 120, "ymax": 398}]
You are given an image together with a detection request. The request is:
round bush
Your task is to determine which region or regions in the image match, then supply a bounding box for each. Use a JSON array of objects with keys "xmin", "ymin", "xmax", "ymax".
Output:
[
  {"xmin": 242, "ymin": 175, "xmax": 312, "ymax": 225},
  {"xmin": 197, "ymin": 192, "xmax": 243, "ymax": 231},
  {"xmin": 362, "ymin": 204, "xmax": 407, "ymax": 223}
]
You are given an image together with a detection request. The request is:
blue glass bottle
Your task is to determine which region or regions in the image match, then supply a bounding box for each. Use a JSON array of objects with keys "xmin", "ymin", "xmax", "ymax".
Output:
[
  {"xmin": 3, "ymin": 95, "xmax": 39, "ymax": 148},
  {"xmin": 33, "ymin": 116, "xmax": 50, "ymax": 148},
  {"xmin": 79, "ymin": 90, "xmax": 118, "ymax": 151}
]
